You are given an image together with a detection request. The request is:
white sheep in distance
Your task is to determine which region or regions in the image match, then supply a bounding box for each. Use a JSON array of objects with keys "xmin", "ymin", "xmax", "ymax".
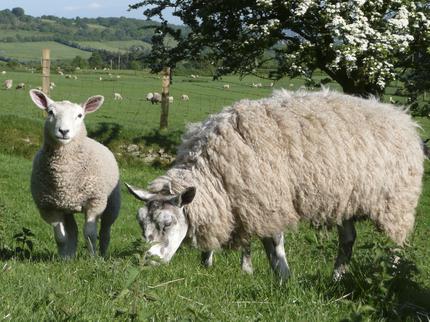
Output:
[
  {"xmin": 146, "ymin": 92, "xmax": 161, "ymax": 104},
  {"xmin": 181, "ymin": 94, "xmax": 189, "ymax": 101},
  {"xmin": 168, "ymin": 96, "xmax": 174, "ymax": 104},
  {"xmin": 15, "ymin": 83, "xmax": 25, "ymax": 90},
  {"xmin": 1, "ymin": 70, "xmax": 6, "ymax": 74},
  {"xmin": 114, "ymin": 93, "xmax": 123, "ymax": 100},
  {"xmin": 223, "ymin": 84, "xmax": 230, "ymax": 89},
  {"xmin": 126, "ymin": 89, "xmax": 424, "ymax": 281},
  {"xmin": 3, "ymin": 79, "xmax": 13, "ymax": 89},
  {"xmin": 29, "ymin": 89, "xmax": 121, "ymax": 258}
]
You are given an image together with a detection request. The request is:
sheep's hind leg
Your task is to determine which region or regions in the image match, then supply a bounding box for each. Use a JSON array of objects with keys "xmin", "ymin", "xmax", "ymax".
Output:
[
  {"xmin": 99, "ymin": 185, "xmax": 121, "ymax": 257},
  {"xmin": 241, "ymin": 244, "xmax": 253, "ymax": 274},
  {"xmin": 333, "ymin": 219, "xmax": 356, "ymax": 281},
  {"xmin": 201, "ymin": 251, "xmax": 214, "ymax": 267},
  {"xmin": 261, "ymin": 233, "xmax": 289, "ymax": 281},
  {"xmin": 41, "ymin": 210, "xmax": 77, "ymax": 258}
]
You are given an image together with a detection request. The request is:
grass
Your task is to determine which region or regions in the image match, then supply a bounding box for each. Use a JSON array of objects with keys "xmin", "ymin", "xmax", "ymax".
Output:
[
  {"xmin": 0, "ymin": 29, "xmax": 54, "ymax": 40},
  {"xmin": 0, "ymin": 70, "xmax": 429, "ymax": 320},
  {"xmin": 78, "ymin": 40, "xmax": 151, "ymax": 53},
  {"xmin": 0, "ymin": 41, "xmax": 92, "ymax": 61}
]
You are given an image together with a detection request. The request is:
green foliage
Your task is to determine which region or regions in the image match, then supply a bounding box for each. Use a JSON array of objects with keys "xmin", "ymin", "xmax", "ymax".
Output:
[{"xmin": 71, "ymin": 55, "xmax": 88, "ymax": 69}]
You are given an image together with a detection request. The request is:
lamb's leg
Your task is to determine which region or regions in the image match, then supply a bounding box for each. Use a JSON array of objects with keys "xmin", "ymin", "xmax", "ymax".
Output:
[
  {"xmin": 241, "ymin": 244, "xmax": 253, "ymax": 274},
  {"xmin": 261, "ymin": 232, "xmax": 290, "ymax": 281},
  {"xmin": 201, "ymin": 250, "xmax": 214, "ymax": 267},
  {"xmin": 99, "ymin": 185, "xmax": 121, "ymax": 257},
  {"xmin": 84, "ymin": 199, "xmax": 107, "ymax": 256},
  {"xmin": 40, "ymin": 210, "xmax": 77, "ymax": 258},
  {"xmin": 333, "ymin": 219, "xmax": 356, "ymax": 281}
]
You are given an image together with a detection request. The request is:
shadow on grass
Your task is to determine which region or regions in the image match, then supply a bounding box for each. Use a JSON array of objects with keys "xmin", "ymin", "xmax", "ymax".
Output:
[
  {"xmin": 302, "ymin": 247, "xmax": 430, "ymax": 321},
  {"xmin": 88, "ymin": 122, "xmax": 122, "ymax": 146},
  {"xmin": 132, "ymin": 129, "xmax": 183, "ymax": 155},
  {"xmin": 0, "ymin": 247, "xmax": 56, "ymax": 262}
]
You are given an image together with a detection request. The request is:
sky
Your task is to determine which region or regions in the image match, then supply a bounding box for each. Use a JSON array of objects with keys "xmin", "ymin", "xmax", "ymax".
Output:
[{"xmin": 0, "ymin": 0, "xmax": 182, "ymax": 24}]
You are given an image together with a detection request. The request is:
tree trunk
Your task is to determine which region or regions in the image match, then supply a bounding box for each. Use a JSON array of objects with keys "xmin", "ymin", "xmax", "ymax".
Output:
[{"xmin": 160, "ymin": 67, "xmax": 170, "ymax": 130}]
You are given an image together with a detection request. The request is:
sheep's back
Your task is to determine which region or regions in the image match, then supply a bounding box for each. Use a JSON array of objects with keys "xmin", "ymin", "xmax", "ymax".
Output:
[{"xmin": 184, "ymin": 90, "xmax": 423, "ymax": 240}]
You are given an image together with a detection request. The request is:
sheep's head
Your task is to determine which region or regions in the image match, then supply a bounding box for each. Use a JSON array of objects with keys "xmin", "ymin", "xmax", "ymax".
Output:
[
  {"xmin": 125, "ymin": 182, "xmax": 196, "ymax": 263},
  {"xmin": 29, "ymin": 89, "xmax": 104, "ymax": 145}
]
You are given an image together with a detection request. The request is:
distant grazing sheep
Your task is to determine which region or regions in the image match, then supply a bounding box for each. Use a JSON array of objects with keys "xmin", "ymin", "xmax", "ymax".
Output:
[
  {"xmin": 16, "ymin": 83, "xmax": 25, "ymax": 90},
  {"xmin": 146, "ymin": 92, "xmax": 161, "ymax": 104},
  {"xmin": 190, "ymin": 74, "xmax": 196, "ymax": 79},
  {"xmin": 1, "ymin": 71, "xmax": 6, "ymax": 75},
  {"xmin": 223, "ymin": 84, "xmax": 230, "ymax": 89},
  {"xmin": 168, "ymin": 96, "xmax": 174, "ymax": 104},
  {"xmin": 114, "ymin": 93, "xmax": 123, "ymax": 100},
  {"xmin": 29, "ymin": 89, "xmax": 120, "ymax": 258},
  {"xmin": 3, "ymin": 79, "xmax": 13, "ymax": 90},
  {"xmin": 99, "ymin": 77, "xmax": 103, "ymax": 81},
  {"xmin": 126, "ymin": 89, "xmax": 424, "ymax": 281},
  {"xmin": 181, "ymin": 94, "xmax": 189, "ymax": 101}
]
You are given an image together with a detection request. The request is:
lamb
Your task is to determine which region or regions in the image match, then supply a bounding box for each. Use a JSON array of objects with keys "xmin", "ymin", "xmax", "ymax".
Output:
[
  {"xmin": 2, "ymin": 71, "xmax": 6, "ymax": 74},
  {"xmin": 181, "ymin": 94, "xmax": 189, "ymax": 101},
  {"xmin": 29, "ymin": 89, "xmax": 121, "ymax": 258},
  {"xmin": 3, "ymin": 79, "xmax": 13, "ymax": 90},
  {"xmin": 168, "ymin": 96, "xmax": 174, "ymax": 104},
  {"xmin": 114, "ymin": 93, "xmax": 123, "ymax": 100},
  {"xmin": 223, "ymin": 84, "xmax": 230, "ymax": 89},
  {"xmin": 126, "ymin": 89, "xmax": 424, "ymax": 281},
  {"xmin": 16, "ymin": 83, "xmax": 25, "ymax": 90}
]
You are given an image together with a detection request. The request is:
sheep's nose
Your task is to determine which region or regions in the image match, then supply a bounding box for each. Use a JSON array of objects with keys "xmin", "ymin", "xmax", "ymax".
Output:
[
  {"xmin": 146, "ymin": 234, "xmax": 154, "ymax": 242},
  {"xmin": 59, "ymin": 128, "xmax": 69, "ymax": 136}
]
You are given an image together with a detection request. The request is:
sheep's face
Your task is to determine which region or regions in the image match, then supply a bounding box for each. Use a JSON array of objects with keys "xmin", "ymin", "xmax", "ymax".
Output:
[
  {"xmin": 126, "ymin": 183, "xmax": 196, "ymax": 263},
  {"xmin": 29, "ymin": 89, "xmax": 104, "ymax": 144}
]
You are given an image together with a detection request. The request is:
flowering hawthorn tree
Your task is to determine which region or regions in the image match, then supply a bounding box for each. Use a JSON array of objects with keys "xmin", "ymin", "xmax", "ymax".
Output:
[{"xmin": 130, "ymin": 0, "xmax": 429, "ymax": 97}]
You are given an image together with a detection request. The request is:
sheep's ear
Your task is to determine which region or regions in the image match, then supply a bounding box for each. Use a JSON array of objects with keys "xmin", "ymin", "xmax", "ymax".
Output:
[
  {"xmin": 125, "ymin": 183, "xmax": 155, "ymax": 202},
  {"xmin": 83, "ymin": 95, "xmax": 104, "ymax": 114},
  {"xmin": 174, "ymin": 187, "xmax": 196, "ymax": 207},
  {"xmin": 29, "ymin": 89, "xmax": 53, "ymax": 110}
]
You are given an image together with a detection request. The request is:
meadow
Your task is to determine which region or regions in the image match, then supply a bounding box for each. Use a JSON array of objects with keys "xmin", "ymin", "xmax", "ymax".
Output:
[
  {"xmin": 0, "ymin": 42, "xmax": 92, "ymax": 61},
  {"xmin": 0, "ymin": 69, "xmax": 429, "ymax": 321},
  {"xmin": 77, "ymin": 40, "xmax": 151, "ymax": 53}
]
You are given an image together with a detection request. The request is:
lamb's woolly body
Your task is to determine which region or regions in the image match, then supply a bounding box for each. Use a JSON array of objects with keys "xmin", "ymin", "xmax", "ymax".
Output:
[
  {"xmin": 32, "ymin": 121, "xmax": 119, "ymax": 214},
  {"xmin": 149, "ymin": 89, "xmax": 424, "ymax": 251}
]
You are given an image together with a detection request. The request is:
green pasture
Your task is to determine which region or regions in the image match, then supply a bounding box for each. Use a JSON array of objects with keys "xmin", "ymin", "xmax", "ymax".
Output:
[
  {"xmin": 0, "ymin": 70, "xmax": 429, "ymax": 320},
  {"xmin": 0, "ymin": 42, "xmax": 92, "ymax": 61},
  {"xmin": 78, "ymin": 40, "xmax": 151, "ymax": 53}
]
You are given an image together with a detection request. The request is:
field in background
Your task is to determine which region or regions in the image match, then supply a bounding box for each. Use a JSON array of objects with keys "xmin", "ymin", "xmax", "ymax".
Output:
[
  {"xmin": 0, "ymin": 70, "xmax": 429, "ymax": 320},
  {"xmin": 0, "ymin": 41, "xmax": 92, "ymax": 61},
  {"xmin": 78, "ymin": 40, "xmax": 151, "ymax": 53}
]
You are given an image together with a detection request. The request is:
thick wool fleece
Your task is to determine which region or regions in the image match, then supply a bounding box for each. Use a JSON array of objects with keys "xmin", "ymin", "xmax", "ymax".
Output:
[
  {"xmin": 149, "ymin": 89, "xmax": 424, "ymax": 251},
  {"xmin": 31, "ymin": 123, "xmax": 119, "ymax": 215}
]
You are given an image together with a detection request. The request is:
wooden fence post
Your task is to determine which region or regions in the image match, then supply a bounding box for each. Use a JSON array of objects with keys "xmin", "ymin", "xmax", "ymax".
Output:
[
  {"xmin": 160, "ymin": 67, "xmax": 171, "ymax": 130},
  {"xmin": 42, "ymin": 48, "xmax": 50, "ymax": 95}
]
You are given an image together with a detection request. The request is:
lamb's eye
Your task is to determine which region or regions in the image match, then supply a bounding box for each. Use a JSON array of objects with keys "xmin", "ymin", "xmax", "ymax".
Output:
[{"xmin": 77, "ymin": 113, "xmax": 83, "ymax": 118}]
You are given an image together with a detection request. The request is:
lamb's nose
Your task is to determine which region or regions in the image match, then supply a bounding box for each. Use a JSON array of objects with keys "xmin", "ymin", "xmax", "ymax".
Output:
[{"xmin": 59, "ymin": 128, "xmax": 69, "ymax": 136}]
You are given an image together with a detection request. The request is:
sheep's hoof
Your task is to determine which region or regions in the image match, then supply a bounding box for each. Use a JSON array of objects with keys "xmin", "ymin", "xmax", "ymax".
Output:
[{"xmin": 332, "ymin": 265, "xmax": 347, "ymax": 282}]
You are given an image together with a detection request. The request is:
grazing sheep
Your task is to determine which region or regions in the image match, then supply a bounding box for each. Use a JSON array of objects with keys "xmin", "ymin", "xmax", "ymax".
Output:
[
  {"xmin": 2, "ymin": 71, "xmax": 6, "ymax": 75},
  {"xmin": 190, "ymin": 74, "xmax": 196, "ymax": 79},
  {"xmin": 16, "ymin": 83, "xmax": 25, "ymax": 90},
  {"xmin": 146, "ymin": 92, "xmax": 162, "ymax": 104},
  {"xmin": 29, "ymin": 89, "xmax": 121, "ymax": 258},
  {"xmin": 99, "ymin": 77, "xmax": 103, "ymax": 81},
  {"xmin": 58, "ymin": 71, "xmax": 64, "ymax": 76},
  {"xmin": 223, "ymin": 84, "xmax": 230, "ymax": 89},
  {"xmin": 50, "ymin": 82, "xmax": 56, "ymax": 88},
  {"xmin": 169, "ymin": 96, "xmax": 174, "ymax": 104},
  {"xmin": 126, "ymin": 89, "xmax": 424, "ymax": 281},
  {"xmin": 3, "ymin": 79, "xmax": 13, "ymax": 90},
  {"xmin": 181, "ymin": 94, "xmax": 189, "ymax": 101},
  {"xmin": 73, "ymin": 75, "xmax": 78, "ymax": 80},
  {"xmin": 114, "ymin": 93, "xmax": 123, "ymax": 100},
  {"xmin": 116, "ymin": 75, "xmax": 121, "ymax": 79}
]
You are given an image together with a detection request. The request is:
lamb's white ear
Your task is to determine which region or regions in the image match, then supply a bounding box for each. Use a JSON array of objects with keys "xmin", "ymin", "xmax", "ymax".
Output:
[
  {"xmin": 29, "ymin": 89, "xmax": 53, "ymax": 110},
  {"xmin": 125, "ymin": 183, "xmax": 156, "ymax": 202},
  {"xmin": 83, "ymin": 95, "xmax": 104, "ymax": 114}
]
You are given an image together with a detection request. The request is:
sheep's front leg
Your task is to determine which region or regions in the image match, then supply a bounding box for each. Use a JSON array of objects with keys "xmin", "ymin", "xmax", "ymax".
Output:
[
  {"xmin": 201, "ymin": 250, "xmax": 214, "ymax": 267},
  {"xmin": 241, "ymin": 245, "xmax": 253, "ymax": 274},
  {"xmin": 333, "ymin": 219, "xmax": 356, "ymax": 281},
  {"xmin": 84, "ymin": 199, "xmax": 107, "ymax": 256},
  {"xmin": 261, "ymin": 232, "xmax": 290, "ymax": 281},
  {"xmin": 40, "ymin": 210, "xmax": 78, "ymax": 258}
]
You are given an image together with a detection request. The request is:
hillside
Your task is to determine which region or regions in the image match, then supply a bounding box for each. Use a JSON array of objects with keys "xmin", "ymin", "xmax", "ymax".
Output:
[{"xmin": 0, "ymin": 8, "xmax": 185, "ymax": 61}]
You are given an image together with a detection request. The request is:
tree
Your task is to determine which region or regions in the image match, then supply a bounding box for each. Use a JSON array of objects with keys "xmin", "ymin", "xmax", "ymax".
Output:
[
  {"xmin": 11, "ymin": 7, "xmax": 25, "ymax": 18},
  {"xmin": 88, "ymin": 52, "xmax": 103, "ymax": 68},
  {"xmin": 129, "ymin": 0, "xmax": 429, "ymax": 97},
  {"xmin": 71, "ymin": 55, "xmax": 88, "ymax": 69}
]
